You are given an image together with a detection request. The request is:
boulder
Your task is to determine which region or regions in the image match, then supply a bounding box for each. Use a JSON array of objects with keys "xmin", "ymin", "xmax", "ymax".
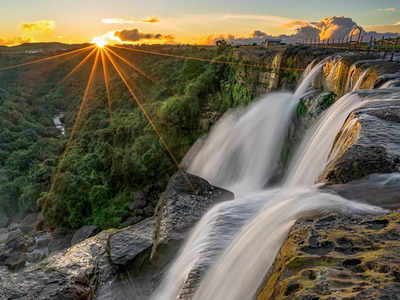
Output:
[
  {"xmin": 0, "ymin": 230, "xmax": 116, "ymax": 299},
  {"xmin": 152, "ymin": 171, "xmax": 234, "ymax": 259},
  {"xmin": 107, "ymin": 218, "xmax": 155, "ymax": 267},
  {"xmin": 71, "ymin": 225, "xmax": 100, "ymax": 246}
]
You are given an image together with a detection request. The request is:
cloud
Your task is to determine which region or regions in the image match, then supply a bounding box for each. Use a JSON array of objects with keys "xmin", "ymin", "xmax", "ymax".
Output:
[
  {"xmin": 377, "ymin": 8, "xmax": 397, "ymax": 12},
  {"xmin": 113, "ymin": 28, "xmax": 174, "ymax": 42},
  {"xmin": 365, "ymin": 24, "xmax": 400, "ymax": 34},
  {"xmin": 205, "ymin": 16, "xmax": 400, "ymax": 46},
  {"xmin": 0, "ymin": 36, "xmax": 32, "ymax": 46},
  {"xmin": 20, "ymin": 20, "xmax": 55, "ymax": 34},
  {"xmin": 102, "ymin": 17, "xmax": 160, "ymax": 24},
  {"xmin": 283, "ymin": 20, "xmax": 310, "ymax": 29}
]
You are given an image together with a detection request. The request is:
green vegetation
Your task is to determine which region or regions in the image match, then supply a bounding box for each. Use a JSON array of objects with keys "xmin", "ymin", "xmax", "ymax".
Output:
[
  {"xmin": 319, "ymin": 92, "xmax": 336, "ymax": 110},
  {"xmin": 0, "ymin": 44, "xmax": 259, "ymax": 230},
  {"xmin": 296, "ymin": 100, "xmax": 308, "ymax": 117}
]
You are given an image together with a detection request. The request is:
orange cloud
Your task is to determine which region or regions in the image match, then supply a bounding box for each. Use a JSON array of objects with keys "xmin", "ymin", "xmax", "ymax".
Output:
[
  {"xmin": 282, "ymin": 20, "xmax": 310, "ymax": 29},
  {"xmin": 114, "ymin": 28, "xmax": 174, "ymax": 42},
  {"xmin": 102, "ymin": 17, "xmax": 160, "ymax": 24},
  {"xmin": 377, "ymin": 8, "xmax": 397, "ymax": 12},
  {"xmin": 143, "ymin": 17, "xmax": 160, "ymax": 23},
  {"xmin": 365, "ymin": 24, "xmax": 400, "ymax": 33},
  {"xmin": 20, "ymin": 20, "xmax": 55, "ymax": 34},
  {"xmin": 0, "ymin": 36, "xmax": 32, "ymax": 46}
]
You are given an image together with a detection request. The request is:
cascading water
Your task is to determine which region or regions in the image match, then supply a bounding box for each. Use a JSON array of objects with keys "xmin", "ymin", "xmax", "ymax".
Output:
[
  {"xmin": 152, "ymin": 58, "xmax": 385, "ymax": 300},
  {"xmin": 352, "ymin": 68, "xmax": 370, "ymax": 91},
  {"xmin": 192, "ymin": 189, "xmax": 384, "ymax": 300},
  {"xmin": 188, "ymin": 58, "xmax": 329, "ymax": 195},
  {"xmin": 188, "ymin": 93, "xmax": 296, "ymax": 194},
  {"xmin": 286, "ymin": 92, "xmax": 364, "ymax": 186}
]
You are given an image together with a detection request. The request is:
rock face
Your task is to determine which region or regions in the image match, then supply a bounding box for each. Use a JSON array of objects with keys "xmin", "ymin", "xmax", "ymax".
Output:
[
  {"xmin": 107, "ymin": 218, "xmax": 155, "ymax": 267},
  {"xmin": 321, "ymin": 96, "xmax": 400, "ymax": 185},
  {"xmin": 0, "ymin": 172, "xmax": 232, "ymax": 300},
  {"xmin": 257, "ymin": 212, "xmax": 400, "ymax": 300},
  {"xmin": 0, "ymin": 230, "xmax": 116, "ymax": 300},
  {"xmin": 152, "ymin": 171, "xmax": 234, "ymax": 259}
]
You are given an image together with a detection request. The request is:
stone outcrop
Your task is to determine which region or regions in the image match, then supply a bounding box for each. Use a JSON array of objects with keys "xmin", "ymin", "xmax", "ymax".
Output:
[
  {"xmin": 151, "ymin": 171, "xmax": 234, "ymax": 260},
  {"xmin": 107, "ymin": 218, "xmax": 155, "ymax": 268},
  {"xmin": 0, "ymin": 230, "xmax": 115, "ymax": 299},
  {"xmin": 0, "ymin": 172, "xmax": 232, "ymax": 299},
  {"xmin": 321, "ymin": 95, "xmax": 400, "ymax": 185},
  {"xmin": 71, "ymin": 225, "xmax": 100, "ymax": 246},
  {"xmin": 257, "ymin": 212, "xmax": 400, "ymax": 300}
]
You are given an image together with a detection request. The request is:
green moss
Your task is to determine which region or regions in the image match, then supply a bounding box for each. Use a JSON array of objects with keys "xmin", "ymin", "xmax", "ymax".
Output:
[
  {"xmin": 319, "ymin": 92, "xmax": 336, "ymax": 111},
  {"xmin": 296, "ymin": 100, "xmax": 308, "ymax": 117}
]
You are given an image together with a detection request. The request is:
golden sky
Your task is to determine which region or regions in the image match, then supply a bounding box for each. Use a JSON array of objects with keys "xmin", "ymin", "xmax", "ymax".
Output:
[{"xmin": 1, "ymin": 0, "xmax": 399, "ymax": 46}]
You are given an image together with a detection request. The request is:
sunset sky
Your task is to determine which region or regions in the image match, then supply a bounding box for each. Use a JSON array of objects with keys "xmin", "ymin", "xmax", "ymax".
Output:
[{"xmin": 1, "ymin": 0, "xmax": 400, "ymax": 46}]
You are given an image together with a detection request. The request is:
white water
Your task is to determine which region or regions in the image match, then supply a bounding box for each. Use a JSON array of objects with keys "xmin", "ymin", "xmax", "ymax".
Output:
[
  {"xmin": 352, "ymin": 68, "xmax": 370, "ymax": 91},
  {"xmin": 53, "ymin": 113, "xmax": 65, "ymax": 135},
  {"xmin": 286, "ymin": 92, "xmax": 363, "ymax": 186},
  {"xmin": 152, "ymin": 58, "xmax": 384, "ymax": 300},
  {"xmin": 380, "ymin": 79, "xmax": 400, "ymax": 89},
  {"xmin": 188, "ymin": 59, "xmax": 328, "ymax": 195},
  {"xmin": 193, "ymin": 189, "xmax": 384, "ymax": 300},
  {"xmin": 188, "ymin": 93, "xmax": 296, "ymax": 194}
]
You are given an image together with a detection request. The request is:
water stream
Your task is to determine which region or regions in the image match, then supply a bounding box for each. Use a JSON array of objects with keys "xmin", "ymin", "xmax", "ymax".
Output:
[{"xmin": 151, "ymin": 57, "xmax": 385, "ymax": 300}]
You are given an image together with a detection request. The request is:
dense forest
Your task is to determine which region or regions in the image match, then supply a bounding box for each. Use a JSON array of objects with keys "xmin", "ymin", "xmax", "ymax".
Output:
[{"xmin": 0, "ymin": 43, "xmax": 265, "ymax": 230}]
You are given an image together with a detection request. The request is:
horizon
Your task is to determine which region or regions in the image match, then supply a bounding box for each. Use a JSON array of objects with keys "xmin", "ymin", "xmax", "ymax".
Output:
[{"xmin": 1, "ymin": 0, "xmax": 400, "ymax": 46}]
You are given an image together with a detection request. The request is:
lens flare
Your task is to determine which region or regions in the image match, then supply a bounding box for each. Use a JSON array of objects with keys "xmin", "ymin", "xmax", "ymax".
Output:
[{"xmin": 92, "ymin": 37, "xmax": 108, "ymax": 48}]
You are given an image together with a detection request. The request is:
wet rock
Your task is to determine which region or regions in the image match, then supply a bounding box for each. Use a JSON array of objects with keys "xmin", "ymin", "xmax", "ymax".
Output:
[
  {"xmin": 257, "ymin": 212, "xmax": 400, "ymax": 300},
  {"xmin": 26, "ymin": 247, "xmax": 50, "ymax": 263},
  {"xmin": 108, "ymin": 218, "xmax": 155, "ymax": 268},
  {"xmin": 35, "ymin": 232, "xmax": 53, "ymax": 248},
  {"xmin": 152, "ymin": 171, "xmax": 234, "ymax": 259},
  {"xmin": 321, "ymin": 98, "xmax": 400, "ymax": 185},
  {"xmin": 71, "ymin": 225, "xmax": 100, "ymax": 246}
]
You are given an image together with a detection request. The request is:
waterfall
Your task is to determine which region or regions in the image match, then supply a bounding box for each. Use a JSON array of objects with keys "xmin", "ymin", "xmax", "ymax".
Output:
[
  {"xmin": 188, "ymin": 59, "xmax": 328, "ymax": 194},
  {"xmin": 286, "ymin": 92, "xmax": 363, "ymax": 186},
  {"xmin": 151, "ymin": 58, "xmax": 384, "ymax": 300},
  {"xmin": 188, "ymin": 93, "xmax": 296, "ymax": 194},
  {"xmin": 326, "ymin": 56, "xmax": 343, "ymax": 91},
  {"xmin": 192, "ymin": 189, "xmax": 384, "ymax": 300},
  {"xmin": 380, "ymin": 79, "xmax": 400, "ymax": 89},
  {"xmin": 352, "ymin": 68, "xmax": 370, "ymax": 91}
]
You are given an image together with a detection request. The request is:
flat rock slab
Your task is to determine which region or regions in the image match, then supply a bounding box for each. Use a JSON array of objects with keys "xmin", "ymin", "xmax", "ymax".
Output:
[
  {"xmin": 108, "ymin": 218, "xmax": 155, "ymax": 267},
  {"xmin": 258, "ymin": 212, "xmax": 400, "ymax": 300}
]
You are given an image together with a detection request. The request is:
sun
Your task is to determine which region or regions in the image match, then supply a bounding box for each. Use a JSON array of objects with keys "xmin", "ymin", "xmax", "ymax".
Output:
[{"xmin": 91, "ymin": 37, "xmax": 108, "ymax": 48}]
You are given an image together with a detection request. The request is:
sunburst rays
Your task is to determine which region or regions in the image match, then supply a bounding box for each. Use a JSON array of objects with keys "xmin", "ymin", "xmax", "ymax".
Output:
[
  {"xmin": 0, "ymin": 41, "xmax": 308, "ymax": 220},
  {"xmin": 0, "ymin": 45, "xmax": 94, "ymax": 72},
  {"xmin": 103, "ymin": 47, "xmax": 195, "ymax": 191},
  {"xmin": 38, "ymin": 49, "xmax": 101, "ymax": 223}
]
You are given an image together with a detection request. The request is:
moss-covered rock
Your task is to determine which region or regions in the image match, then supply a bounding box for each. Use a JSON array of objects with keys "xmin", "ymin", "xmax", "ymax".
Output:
[{"xmin": 258, "ymin": 212, "xmax": 400, "ymax": 300}]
